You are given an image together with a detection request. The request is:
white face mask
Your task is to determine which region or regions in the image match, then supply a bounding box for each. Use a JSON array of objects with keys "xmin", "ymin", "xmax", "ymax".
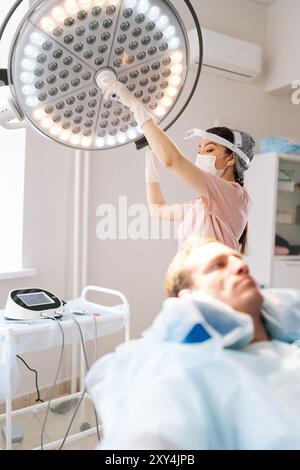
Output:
[{"xmin": 195, "ymin": 153, "xmax": 229, "ymax": 177}]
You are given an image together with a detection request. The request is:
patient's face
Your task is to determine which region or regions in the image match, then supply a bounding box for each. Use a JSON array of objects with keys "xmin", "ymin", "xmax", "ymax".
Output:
[{"xmin": 187, "ymin": 243, "xmax": 263, "ymax": 315}]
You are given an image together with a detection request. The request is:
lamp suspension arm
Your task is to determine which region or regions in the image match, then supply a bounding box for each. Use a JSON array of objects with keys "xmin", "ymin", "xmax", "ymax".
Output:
[
  {"xmin": 0, "ymin": 0, "xmax": 25, "ymax": 85},
  {"xmin": 0, "ymin": 0, "xmax": 24, "ymax": 42},
  {"xmin": 135, "ymin": 0, "xmax": 203, "ymax": 151},
  {"xmin": 0, "ymin": 0, "xmax": 26, "ymax": 128}
]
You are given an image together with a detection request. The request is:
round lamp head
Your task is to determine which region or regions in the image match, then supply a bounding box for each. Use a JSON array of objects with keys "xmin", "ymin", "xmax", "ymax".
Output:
[{"xmin": 8, "ymin": 0, "xmax": 201, "ymax": 150}]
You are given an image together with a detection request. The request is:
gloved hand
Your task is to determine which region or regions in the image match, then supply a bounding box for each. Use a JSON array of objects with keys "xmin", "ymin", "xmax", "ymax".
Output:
[
  {"xmin": 104, "ymin": 80, "xmax": 154, "ymax": 130},
  {"xmin": 145, "ymin": 147, "xmax": 160, "ymax": 183}
]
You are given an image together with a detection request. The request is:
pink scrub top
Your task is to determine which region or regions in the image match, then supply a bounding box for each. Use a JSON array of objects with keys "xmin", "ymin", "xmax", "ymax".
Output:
[{"xmin": 178, "ymin": 172, "xmax": 252, "ymax": 250}]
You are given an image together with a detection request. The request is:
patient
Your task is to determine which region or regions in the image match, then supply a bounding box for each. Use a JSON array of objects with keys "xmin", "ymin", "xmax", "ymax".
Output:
[
  {"xmin": 86, "ymin": 237, "xmax": 300, "ymax": 450},
  {"xmin": 164, "ymin": 236, "xmax": 268, "ymax": 343}
]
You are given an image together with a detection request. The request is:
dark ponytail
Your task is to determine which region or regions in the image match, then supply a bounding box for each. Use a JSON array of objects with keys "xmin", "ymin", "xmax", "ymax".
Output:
[
  {"xmin": 206, "ymin": 127, "xmax": 248, "ymax": 255},
  {"xmin": 234, "ymin": 166, "xmax": 248, "ymax": 255}
]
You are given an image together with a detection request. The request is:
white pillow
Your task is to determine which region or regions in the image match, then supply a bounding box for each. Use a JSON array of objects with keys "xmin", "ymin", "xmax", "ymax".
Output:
[{"xmin": 262, "ymin": 289, "xmax": 300, "ymax": 343}]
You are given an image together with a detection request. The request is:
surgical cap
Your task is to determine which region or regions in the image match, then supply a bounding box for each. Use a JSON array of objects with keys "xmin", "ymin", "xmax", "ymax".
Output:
[{"xmin": 232, "ymin": 130, "xmax": 256, "ymax": 182}]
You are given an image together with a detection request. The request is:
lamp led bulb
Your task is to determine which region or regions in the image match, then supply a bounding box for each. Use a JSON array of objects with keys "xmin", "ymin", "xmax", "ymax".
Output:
[
  {"xmin": 82, "ymin": 136, "xmax": 93, "ymax": 147},
  {"xmin": 41, "ymin": 117, "xmax": 52, "ymax": 129},
  {"xmin": 71, "ymin": 134, "xmax": 81, "ymax": 145},
  {"xmin": 117, "ymin": 133, "xmax": 127, "ymax": 144},
  {"xmin": 26, "ymin": 96, "xmax": 39, "ymax": 107},
  {"xmin": 171, "ymin": 64, "xmax": 183, "ymax": 75},
  {"xmin": 169, "ymin": 37, "xmax": 180, "ymax": 49},
  {"xmin": 169, "ymin": 76, "xmax": 181, "ymax": 87},
  {"xmin": 64, "ymin": 0, "xmax": 78, "ymax": 14},
  {"xmin": 95, "ymin": 137, "xmax": 105, "ymax": 148},
  {"xmin": 61, "ymin": 130, "xmax": 71, "ymax": 141},
  {"xmin": 30, "ymin": 32, "xmax": 44, "ymax": 46},
  {"xmin": 51, "ymin": 7, "xmax": 66, "ymax": 22},
  {"xmin": 172, "ymin": 51, "xmax": 184, "ymax": 64},
  {"xmin": 148, "ymin": 6, "xmax": 160, "ymax": 19},
  {"xmin": 154, "ymin": 105, "xmax": 165, "ymax": 117},
  {"xmin": 156, "ymin": 15, "xmax": 169, "ymax": 29},
  {"xmin": 50, "ymin": 125, "xmax": 61, "ymax": 136},
  {"xmin": 107, "ymin": 135, "xmax": 116, "ymax": 146},
  {"xmin": 22, "ymin": 85, "xmax": 35, "ymax": 96},
  {"xmin": 125, "ymin": 0, "xmax": 137, "ymax": 8},
  {"xmin": 79, "ymin": 0, "xmax": 92, "ymax": 8},
  {"xmin": 40, "ymin": 17, "xmax": 55, "ymax": 32},
  {"xmin": 21, "ymin": 59, "xmax": 35, "ymax": 71},
  {"xmin": 20, "ymin": 72, "xmax": 34, "ymax": 83},
  {"xmin": 108, "ymin": 0, "xmax": 120, "ymax": 6},
  {"xmin": 166, "ymin": 86, "xmax": 178, "ymax": 97},
  {"xmin": 128, "ymin": 128, "xmax": 137, "ymax": 139},
  {"xmin": 161, "ymin": 97, "xmax": 172, "ymax": 107},
  {"xmin": 33, "ymin": 109, "xmax": 46, "ymax": 120},
  {"xmin": 137, "ymin": 0, "xmax": 150, "ymax": 14},
  {"xmin": 164, "ymin": 26, "xmax": 176, "ymax": 39},
  {"xmin": 24, "ymin": 45, "xmax": 38, "ymax": 58}
]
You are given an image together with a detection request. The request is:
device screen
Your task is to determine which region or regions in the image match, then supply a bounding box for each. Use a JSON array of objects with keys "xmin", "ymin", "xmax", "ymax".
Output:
[{"xmin": 17, "ymin": 292, "xmax": 54, "ymax": 307}]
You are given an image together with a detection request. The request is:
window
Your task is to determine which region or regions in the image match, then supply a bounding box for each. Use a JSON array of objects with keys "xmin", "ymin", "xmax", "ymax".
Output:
[
  {"xmin": 0, "ymin": 128, "xmax": 26, "ymax": 270},
  {"xmin": 0, "ymin": 0, "xmax": 28, "ymax": 271}
]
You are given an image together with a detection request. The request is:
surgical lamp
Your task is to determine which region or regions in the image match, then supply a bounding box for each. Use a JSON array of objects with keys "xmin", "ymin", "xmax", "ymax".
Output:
[{"xmin": 0, "ymin": 0, "xmax": 202, "ymax": 150}]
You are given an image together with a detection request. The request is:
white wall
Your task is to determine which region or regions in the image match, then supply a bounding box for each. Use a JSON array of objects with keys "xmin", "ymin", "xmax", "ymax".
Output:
[{"xmin": 265, "ymin": 0, "xmax": 300, "ymax": 93}]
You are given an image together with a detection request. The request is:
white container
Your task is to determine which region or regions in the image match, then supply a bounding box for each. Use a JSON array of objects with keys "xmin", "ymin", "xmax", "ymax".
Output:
[
  {"xmin": 276, "ymin": 212, "xmax": 294, "ymax": 224},
  {"xmin": 278, "ymin": 180, "xmax": 295, "ymax": 192}
]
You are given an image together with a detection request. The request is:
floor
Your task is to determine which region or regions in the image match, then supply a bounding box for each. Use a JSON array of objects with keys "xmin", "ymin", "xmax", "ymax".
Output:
[{"xmin": 0, "ymin": 394, "xmax": 101, "ymax": 450}]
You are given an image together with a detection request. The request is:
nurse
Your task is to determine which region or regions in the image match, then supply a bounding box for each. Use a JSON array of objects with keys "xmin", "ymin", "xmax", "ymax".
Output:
[{"xmin": 104, "ymin": 82, "xmax": 255, "ymax": 253}]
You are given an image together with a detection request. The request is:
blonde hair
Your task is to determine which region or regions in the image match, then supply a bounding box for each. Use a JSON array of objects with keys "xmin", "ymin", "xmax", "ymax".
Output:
[{"xmin": 165, "ymin": 236, "xmax": 218, "ymax": 298}]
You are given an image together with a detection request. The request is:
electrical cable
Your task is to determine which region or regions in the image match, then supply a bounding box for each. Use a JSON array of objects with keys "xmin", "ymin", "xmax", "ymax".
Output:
[
  {"xmin": 89, "ymin": 312, "xmax": 98, "ymax": 362},
  {"xmin": 58, "ymin": 387, "xmax": 86, "ymax": 450},
  {"xmin": 91, "ymin": 313, "xmax": 101, "ymax": 439},
  {"xmin": 70, "ymin": 315, "xmax": 101, "ymax": 445},
  {"xmin": 16, "ymin": 354, "xmax": 44, "ymax": 403},
  {"xmin": 58, "ymin": 315, "xmax": 101, "ymax": 450},
  {"xmin": 40, "ymin": 316, "xmax": 65, "ymax": 451},
  {"xmin": 72, "ymin": 317, "xmax": 89, "ymax": 369},
  {"xmin": 89, "ymin": 314, "xmax": 102, "ymax": 441}
]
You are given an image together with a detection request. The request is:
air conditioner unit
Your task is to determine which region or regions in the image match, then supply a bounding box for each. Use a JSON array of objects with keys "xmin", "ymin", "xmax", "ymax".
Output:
[{"xmin": 189, "ymin": 28, "xmax": 262, "ymax": 82}]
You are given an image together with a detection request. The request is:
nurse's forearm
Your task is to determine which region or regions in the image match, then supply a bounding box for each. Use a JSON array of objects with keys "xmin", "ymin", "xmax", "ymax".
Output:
[
  {"xmin": 142, "ymin": 120, "xmax": 208, "ymax": 198},
  {"xmin": 146, "ymin": 182, "xmax": 185, "ymax": 221},
  {"xmin": 146, "ymin": 182, "xmax": 165, "ymax": 216},
  {"xmin": 142, "ymin": 120, "xmax": 183, "ymax": 168}
]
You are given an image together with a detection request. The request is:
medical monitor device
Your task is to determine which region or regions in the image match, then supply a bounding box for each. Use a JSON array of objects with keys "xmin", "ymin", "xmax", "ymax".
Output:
[{"xmin": 5, "ymin": 287, "xmax": 63, "ymax": 320}]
